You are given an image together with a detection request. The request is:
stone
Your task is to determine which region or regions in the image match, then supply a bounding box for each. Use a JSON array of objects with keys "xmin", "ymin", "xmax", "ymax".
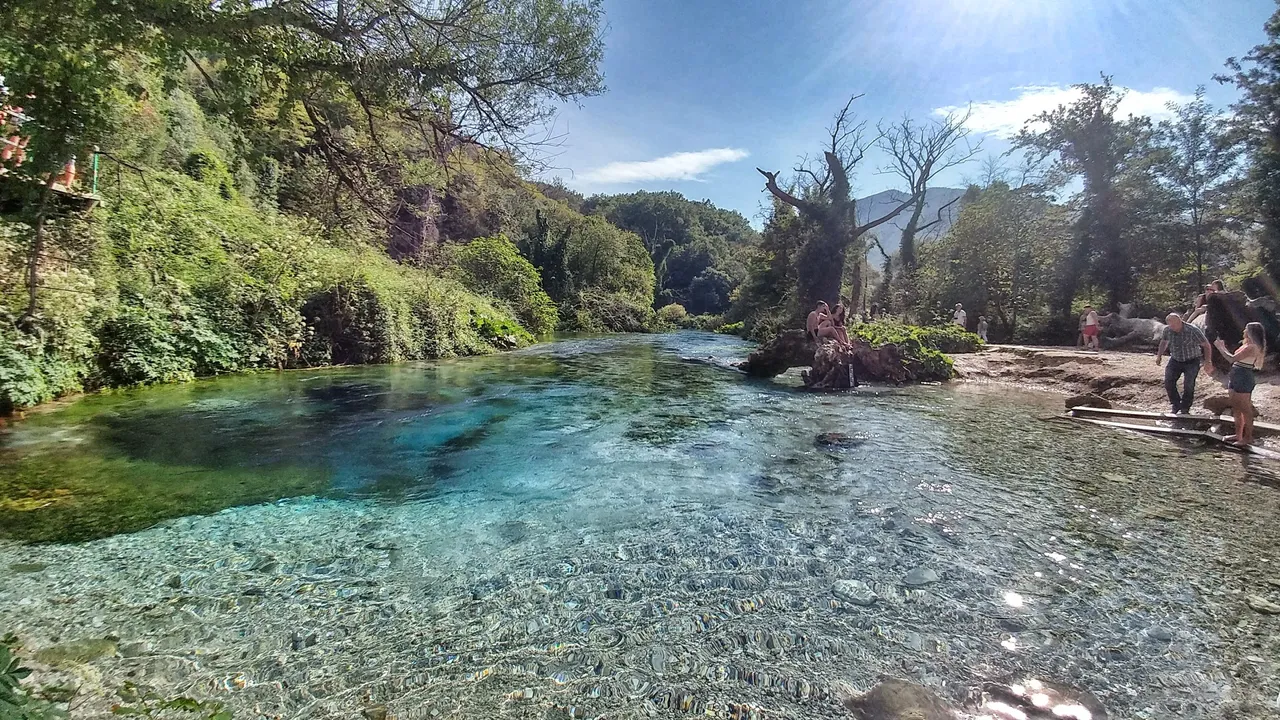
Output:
[
  {"xmin": 842, "ymin": 678, "xmax": 957, "ymax": 720},
  {"xmin": 362, "ymin": 706, "xmax": 389, "ymax": 720},
  {"xmin": 1065, "ymin": 394, "xmax": 1111, "ymax": 410},
  {"xmin": 1145, "ymin": 627, "xmax": 1173, "ymax": 642},
  {"xmin": 1204, "ymin": 392, "xmax": 1259, "ymax": 418},
  {"xmin": 164, "ymin": 574, "xmax": 182, "ymax": 589},
  {"xmin": 832, "ymin": 579, "xmax": 878, "ymax": 606},
  {"xmin": 815, "ymin": 432, "xmax": 868, "ymax": 449},
  {"xmin": 118, "ymin": 641, "xmax": 151, "ymax": 658},
  {"xmin": 9, "ymin": 563, "xmax": 48, "ymax": 573},
  {"xmin": 737, "ymin": 329, "xmax": 948, "ymax": 386},
  {"xmin": 902, "ymin": 567, "xmax": 940, "ymax": 587},
  {"xmin": 33, "ymin": 637, "xmax": 118, "ymax": 667},
  {"xmin": 1266, "ymin": 578, "xmax": 1280, "ymax": 589},
  {"xmin": 1246, "ymin": 595, "xmax": 1280, "ymax": 614}
]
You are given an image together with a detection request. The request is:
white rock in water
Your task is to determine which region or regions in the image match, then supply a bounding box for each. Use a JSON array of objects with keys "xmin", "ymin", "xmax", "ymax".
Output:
[
  {"xmin": 902, "ymin": 567, "xmax": 940, "ymax": 586},
  {"xmin": 1246, "ymin": 595, "xmax": 1280, "ymax": 614},
  {"xmin": 832, "ymin": 579, "xmax": 878, "ymax": 606}
]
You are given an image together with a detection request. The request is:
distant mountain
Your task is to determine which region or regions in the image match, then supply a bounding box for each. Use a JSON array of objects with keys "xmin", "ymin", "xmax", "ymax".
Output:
[{"xmin": 856, "ymin": 187, "xmax": 967, "ymax": 257}]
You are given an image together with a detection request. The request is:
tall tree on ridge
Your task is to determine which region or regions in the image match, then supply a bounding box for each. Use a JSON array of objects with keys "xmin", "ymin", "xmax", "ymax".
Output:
[{"xmin": 878, "ymin": 109, "xmax": 980, "ymax": 274}]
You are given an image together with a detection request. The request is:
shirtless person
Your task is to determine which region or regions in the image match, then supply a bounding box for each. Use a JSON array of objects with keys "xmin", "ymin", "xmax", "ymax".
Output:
[{"xmin": 806, "ymin": 301, "xmax": 829, "ymax": 341}]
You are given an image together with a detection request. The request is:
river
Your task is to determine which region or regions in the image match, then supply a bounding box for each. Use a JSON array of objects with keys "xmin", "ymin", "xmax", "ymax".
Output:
[{"xmin": 1, "ymin": 332, "xmax": 1278, "ymax": 718}]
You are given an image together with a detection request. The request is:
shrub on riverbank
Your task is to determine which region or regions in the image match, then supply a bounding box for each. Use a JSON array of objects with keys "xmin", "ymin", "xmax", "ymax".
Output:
[
  {"xmin": 851, "ymin": 321, "xmax": 980, "ymax": 380},
  {"xmin": 0, "ymin": 173, "xmax": 531, "ymax": 412},
  {"xmin": 447, "ymin": 236, "xmax": 558, "ymax": 337},
  {"xmin": 853, "ymin": 321, "xmax": 983, "ymax": 354}
]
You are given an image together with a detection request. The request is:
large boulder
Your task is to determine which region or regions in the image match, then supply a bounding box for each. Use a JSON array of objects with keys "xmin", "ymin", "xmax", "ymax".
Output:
[
  {"xmin": 1066, "ymin": 393, "xmax": 1111, "ymax": 409},
  {"xmin": 1205, "ymin": 289, "xmax": 1280, "ymax": 368},
  {"xmin": 842, "ymin": 679, "xmax": 957, "ymax": 720},
  {"xmin": 1204, "ymin": 391, "xmax": 1259, "ymax": 418},
  {"xmin": 740, "ymin": 329, "xmax": 814, "ymax": 378}
]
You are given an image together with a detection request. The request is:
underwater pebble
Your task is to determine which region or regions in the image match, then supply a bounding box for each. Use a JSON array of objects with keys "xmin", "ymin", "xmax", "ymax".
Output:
[
  {"xmin": 832, "ymin": 579, "xmax": 878, "ymax": 606},
  {"xmin": 902, "ymin": 567, "xmax": 940, "ymax": 587},
  {"xmin": 1246, "ymin": 595, "xmax": 1280, "ymax": 614},
  {"xmin": 1146, "ymin": 627, "xmax": 1173, "ymax": 642}
]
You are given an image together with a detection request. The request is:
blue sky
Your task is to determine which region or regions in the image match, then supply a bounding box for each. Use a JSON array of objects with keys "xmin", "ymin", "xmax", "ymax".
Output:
[{"xmin": 543, "ymin": 0, "xmax": 1276, "ymax": 224}]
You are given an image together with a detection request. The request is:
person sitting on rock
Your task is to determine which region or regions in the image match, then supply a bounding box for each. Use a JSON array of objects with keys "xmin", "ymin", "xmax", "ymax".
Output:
[
  {"xmin": 828, "ymin": 302, "xmax": 851, "ymax": 345},
  {"xmin": 805, "ymin": 301, "xmax": 829, "ymax": 342}
]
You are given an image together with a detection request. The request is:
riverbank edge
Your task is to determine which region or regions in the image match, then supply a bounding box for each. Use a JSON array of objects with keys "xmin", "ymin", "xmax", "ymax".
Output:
[{"xmin": 951, "ymin": 344, "xmax": 1280, "ymax": 418}]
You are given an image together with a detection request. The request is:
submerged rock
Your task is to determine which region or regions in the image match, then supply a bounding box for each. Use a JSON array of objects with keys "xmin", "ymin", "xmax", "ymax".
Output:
[
  {"xmin": 33, "ymin": 637, "xmax": 118, "ymax": 667},
  {"xmin": 1246, "ymin": 595, "xmax": 1280, "ymax": 614},
  {"xmin": 816, "ymin": 432, "xmax": 868, "ymax": 449},
  {"xmin": 832, "ymin": 579, "xmax": 878, "ymax": 606},
  {"xmin": 902, "ymin": 567, "xmax": 940, "ymax": 587},
  {"xmin": 842, "ymin": 678, "xmax": 957, "ymax": 720}
]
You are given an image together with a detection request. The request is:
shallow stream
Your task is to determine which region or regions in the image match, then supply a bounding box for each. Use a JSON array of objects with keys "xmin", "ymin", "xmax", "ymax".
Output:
[{"xmin": 1, "ymin": 332, "xmax": 1279, "ymax": 718}]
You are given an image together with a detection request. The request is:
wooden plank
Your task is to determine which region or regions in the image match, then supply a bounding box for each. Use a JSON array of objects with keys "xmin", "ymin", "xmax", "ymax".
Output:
[
  {"xmin": 1067, "ymin": 415, "xmax": 1215, "ymax": 437},
  {"xmin": 1069, "ymin": 406, "xmax": 1218, "ymax": 422},
  {"xmin": 1066, "ymin": 415, "xmax": 1280, "ymax": 459},
  {"xmin": 1070, "ymin": 405, "xmax": 1280, "ymax": 437}
]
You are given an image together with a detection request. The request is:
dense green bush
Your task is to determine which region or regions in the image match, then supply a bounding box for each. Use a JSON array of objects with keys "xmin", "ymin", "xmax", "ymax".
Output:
[
  {"xmin": 853, "ymin": 321, "xmax": 983, "ymax": 354},
  {"xmin": 850, "ymin": 321, "xmax": 981, "ymax": 380},
  {"xmin": 448, "ymin": 235, "xmax": 558, "ymax": 335},
  {"xmin": 562, "ymin": 289, "xmax": 653, "ymax": 333},
  {"xmin": 655, "ymin": 303, "xmax": 688, "ymax": 327},
  {"xmin": 0, "ymin": 171, "xmax": 531, "ymax": 410}
]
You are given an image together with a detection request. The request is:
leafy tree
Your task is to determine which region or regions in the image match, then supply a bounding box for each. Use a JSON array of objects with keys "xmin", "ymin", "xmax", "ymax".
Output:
[
  {"xmin": 1219, "ymin": 2, "xmax": 1280, "ymax": 288},
  {"xmin": 1156, "ymin": 88, "xmax": 1240, "ymax": 291},
  {"xmin": 581, "ymin": 190, "xmax": 756, "ymax": 314},
  {"xmin": 918, "ymin": 183, "xmax": 1069, "ymax": 340},
  {"xmin": 448, "ymin": 235, "xmax": 557, "ymax": 336},
  {"xmin": 1013, "ymin": 77, "xmax": 1163, "ymax": 313}
]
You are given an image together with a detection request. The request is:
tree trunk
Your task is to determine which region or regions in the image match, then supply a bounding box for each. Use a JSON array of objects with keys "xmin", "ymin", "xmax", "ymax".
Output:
[
  {"xmin": 22, "ymin": 182, "xmax": 55, "ymax": 322},
  {"xmin": 899, "ymin": 195, "xmax": 927, "ymax": 272},
  {"xmin": 796, "ymin": 220, "xmax": 847, "ymax": 311}
]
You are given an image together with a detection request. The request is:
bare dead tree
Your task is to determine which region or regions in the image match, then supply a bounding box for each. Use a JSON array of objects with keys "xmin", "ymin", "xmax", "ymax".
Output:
[
  {"xmin": 757, "ymin": 95, "xmax": 923, "ymax": 314},
  {"xmin": 878, "ymin": 108, "xmax": 981, "ymax": 274}
]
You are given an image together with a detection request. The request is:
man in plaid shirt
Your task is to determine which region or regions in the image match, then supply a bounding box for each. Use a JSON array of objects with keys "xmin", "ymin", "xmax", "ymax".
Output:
[{"xmin": 1155, "ymin": 313, "xmax": 1213, "ymax": 414}]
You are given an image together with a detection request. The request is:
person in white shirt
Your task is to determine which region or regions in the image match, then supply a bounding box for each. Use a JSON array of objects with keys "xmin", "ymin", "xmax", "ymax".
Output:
[{"xmin": 952, "ymin": 303, "xmax": 967, "ymax": 328}]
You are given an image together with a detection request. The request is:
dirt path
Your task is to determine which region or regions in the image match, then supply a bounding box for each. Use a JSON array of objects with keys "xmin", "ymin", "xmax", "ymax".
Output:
[{"xmin": 953, "ymin": 344, "xmax": 1280, "ymax": 418}]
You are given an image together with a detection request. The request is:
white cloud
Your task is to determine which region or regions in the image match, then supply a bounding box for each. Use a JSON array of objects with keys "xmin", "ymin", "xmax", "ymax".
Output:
[
  {"xmin": 577, "ymin": 147, "xmax": 749, "ymax": 184},
  {"xmin": 936, "ymin": 85, "xmax": 1195, "ymax": 139}
]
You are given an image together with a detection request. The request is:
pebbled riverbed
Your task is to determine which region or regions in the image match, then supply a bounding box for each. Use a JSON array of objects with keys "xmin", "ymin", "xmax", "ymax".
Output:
[{"xmin": 2, "ymin": 332, "xmax": 1279, "ymax": 718}]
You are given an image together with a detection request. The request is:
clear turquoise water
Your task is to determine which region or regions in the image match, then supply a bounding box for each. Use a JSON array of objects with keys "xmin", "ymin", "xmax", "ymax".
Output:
[{"xmin": 1, "ymin": 332, "xmax": 1278, "ymax": 718}]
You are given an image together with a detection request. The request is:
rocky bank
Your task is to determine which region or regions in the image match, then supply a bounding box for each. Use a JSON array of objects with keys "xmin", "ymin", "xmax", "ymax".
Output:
[{"xmin": 954, "ymin": 345, "xmax": 1280, "ymax": 419}]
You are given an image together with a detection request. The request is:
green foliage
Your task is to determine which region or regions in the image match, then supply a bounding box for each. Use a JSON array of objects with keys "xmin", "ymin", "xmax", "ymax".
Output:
[
  {"xmin": 851, "ymin": 321, "xmax": 973, "ymax": 380},
  {"xmin": 1, "ymin": 634, "xmax": 66, "ymax": 720},
  {"xmin": 914, "ymin": 183, "xmax": 1069, "ymax": 342},
  {"xmin": 852, "ymin": 321, "xmax": 983, "ymax": 354},
  {"xmin": 1221, "ymin": 5, "xmax": 1280, "ymax": 286},
  {"xmin": 581, "ymin": 190, "xmax": 756, "ymax": 314},
  {"xmin": 729, "ymin": 199, "xmax": 808, "ymax": 339},
  {"xmin": 562, "ymin": 289, "xmax": 653, "ymax": 333},
  {"xmin": 181, "ymin": 151, "xmax": 234, "ymax": 200},
  {"xmin": 449, "ymin": 236, "xmax": 557, "ymax": 336},
  {"xmin": 655, "ymin": 303, "xmax": 688, "ymax": 325}
]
